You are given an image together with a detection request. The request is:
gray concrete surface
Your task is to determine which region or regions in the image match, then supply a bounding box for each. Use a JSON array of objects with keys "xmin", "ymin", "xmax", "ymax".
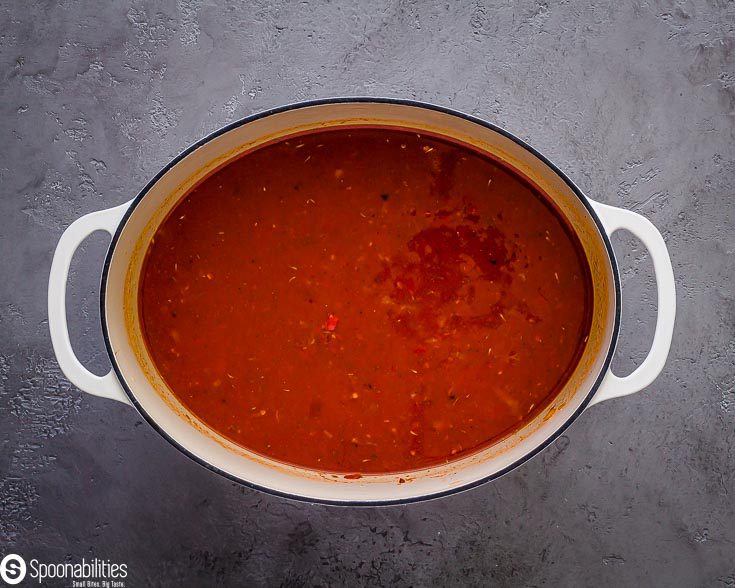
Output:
[{"xmin": 1, "ymin": 0, "xmax": 734, "ymax": 585}]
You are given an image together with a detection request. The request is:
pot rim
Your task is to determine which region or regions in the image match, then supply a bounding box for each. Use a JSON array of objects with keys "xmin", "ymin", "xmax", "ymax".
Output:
[{"xmin": 99, "ymin": 97, "xmax": 622, "ymax": 506}]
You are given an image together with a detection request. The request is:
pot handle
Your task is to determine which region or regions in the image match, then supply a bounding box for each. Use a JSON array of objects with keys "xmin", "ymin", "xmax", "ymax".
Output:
[
  {"xmin": 48, "ymin": 201, "xmax": 133, "ymax": 405},
  {"xmin": 588, "ymin": 201, "xmax": 676, "ymax": 406}
]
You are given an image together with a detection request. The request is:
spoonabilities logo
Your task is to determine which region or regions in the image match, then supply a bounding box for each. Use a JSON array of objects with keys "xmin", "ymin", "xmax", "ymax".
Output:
[{"xmin": 0, "ymin": 554, "xmax": 26, "ymax": 585}]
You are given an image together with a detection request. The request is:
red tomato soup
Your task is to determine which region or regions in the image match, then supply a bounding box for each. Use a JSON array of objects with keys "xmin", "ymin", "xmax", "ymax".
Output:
[{"xmin": 139, "ymin": 127, "xmax": 592, "ymax": 474}]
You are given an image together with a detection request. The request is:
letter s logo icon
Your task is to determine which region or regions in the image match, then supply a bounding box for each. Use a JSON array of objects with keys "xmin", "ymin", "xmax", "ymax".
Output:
[{"xmin": 0, "ymin": 554, "xmax": 26, "ymax": 585}]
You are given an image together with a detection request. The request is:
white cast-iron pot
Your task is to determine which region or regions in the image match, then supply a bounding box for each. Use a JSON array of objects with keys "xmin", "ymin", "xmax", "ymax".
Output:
[{"xmin": 48, "ymin": 99, "xmax": 676, "ymax": 505}]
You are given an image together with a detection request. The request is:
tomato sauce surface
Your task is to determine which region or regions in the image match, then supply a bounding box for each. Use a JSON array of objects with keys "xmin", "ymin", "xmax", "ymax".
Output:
[{"xmin": 139, "ymin": 127, "xmax": 592, "ymax": 474}]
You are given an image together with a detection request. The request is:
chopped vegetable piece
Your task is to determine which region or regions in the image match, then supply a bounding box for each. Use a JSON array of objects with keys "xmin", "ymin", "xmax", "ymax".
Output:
[{"xmin": 323, "ymin": 314, "xmax": 339, "ymax": 331}]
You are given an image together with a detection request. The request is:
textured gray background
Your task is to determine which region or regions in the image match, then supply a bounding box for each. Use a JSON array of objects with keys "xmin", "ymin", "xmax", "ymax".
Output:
[{"xmin": 1, "ymin": 0, "xmax": 734, "ymax": 586}]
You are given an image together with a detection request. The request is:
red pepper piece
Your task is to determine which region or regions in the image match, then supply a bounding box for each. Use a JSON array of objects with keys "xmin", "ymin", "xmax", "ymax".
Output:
[{"xmin": 323, "ymin": 314, "xmax": 339, "ymax": 331}]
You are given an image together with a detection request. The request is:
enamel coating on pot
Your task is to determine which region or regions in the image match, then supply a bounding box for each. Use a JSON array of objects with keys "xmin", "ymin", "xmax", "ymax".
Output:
[{"xmin": 49, "ymin": 99, "xmax": 675, "ymax": 505}]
